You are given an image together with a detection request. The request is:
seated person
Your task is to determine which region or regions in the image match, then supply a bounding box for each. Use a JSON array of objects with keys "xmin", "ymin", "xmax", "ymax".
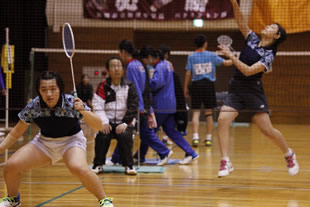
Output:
[{"xmin": 91, "ymin": 56, "xmax": 138, "ymax": 175}]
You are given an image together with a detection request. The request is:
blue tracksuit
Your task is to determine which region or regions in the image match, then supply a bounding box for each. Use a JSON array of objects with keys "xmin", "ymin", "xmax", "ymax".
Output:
[
  {"xmin": 136, "ymin": 60, "xmax": 195, "ymax": 159},
  {"xmin": 112, "ymin": 59, "xmax": 170, "ymax": 163}
]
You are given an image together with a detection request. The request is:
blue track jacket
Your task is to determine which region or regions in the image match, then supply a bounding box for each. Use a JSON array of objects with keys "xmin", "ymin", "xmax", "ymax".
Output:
[{"xmin": 150, "ymin": 60, "xmax": 176, "ymax": 114}]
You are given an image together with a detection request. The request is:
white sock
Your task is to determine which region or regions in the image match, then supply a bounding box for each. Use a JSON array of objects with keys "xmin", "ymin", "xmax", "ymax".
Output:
[
  {"xmin": 222, "ymin": 157, "xmax": 230, "ymax": 162},
  {"xmin": 206, "ymin": 134, "xmax": 212, "ymax": 140},
  {"xmin": 284, "ymin": 148, "xmax": 293, "ymax": 157},
  {"xmin": 193, "ymin": 133, "xmax": 199, "ymax": 140}
]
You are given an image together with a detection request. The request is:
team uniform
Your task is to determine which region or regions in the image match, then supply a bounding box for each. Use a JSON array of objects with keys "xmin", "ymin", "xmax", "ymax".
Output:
[
  {"xmin": 186, "ymin": 50, "xmax": 224, "ymax": 110},
  {"xmin": 218, "ymin": 30, "xmax": 299, "ymax": 177},
  {"xmin": 18, "ymin": 94, "xmax": 88, "ymax": 164},
  {"xmin": 127, "ymin": 59, "xmax": 172, "ymax": 165},
  {"xmin": 224, "ymin": 31, "xmax": 273, "ymax": 112},
  {"xmin": 149, "ymin": 60, "xmax": 198, "ymax": 164}
]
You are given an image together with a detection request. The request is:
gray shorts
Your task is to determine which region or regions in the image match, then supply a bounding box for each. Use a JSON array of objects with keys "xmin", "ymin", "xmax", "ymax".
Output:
[{"xmin": 30, "ymin": 130, "xmax": 87, "ymax": 164}]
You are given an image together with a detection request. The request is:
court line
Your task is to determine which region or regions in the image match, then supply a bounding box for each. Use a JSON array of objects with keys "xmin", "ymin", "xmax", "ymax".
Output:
[
  {"xmin": 34, "ymin": 185, "xmax": 84, "ymax": 207},
  {"xmin": 32, "ymin": 179, "xmax": 310, "ymax": 207},
  {"xmin": 19, "ymin": 176, "xmax": 310, "ymax": 206},
  {"xmin": 20, "ymin": 180, "xmax": 310, "ymax": 192}
]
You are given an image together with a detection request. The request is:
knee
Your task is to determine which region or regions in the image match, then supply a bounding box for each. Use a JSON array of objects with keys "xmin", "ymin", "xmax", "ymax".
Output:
[
  {"xmin": 95, "ymin": 133, "xmax": 109, "ymax": 141},
  {"xmin": 68, "ymin": 164, "xmax": 90, "ymax": 178},
  {"xmin": 118, "ymin": 132, "xmax": 133, "ymax": 142},
  {"xmin": 4, "ymin": 159, "xmax": 22, "ymax": 176},
  {"xmin": 260, "ymin": 127, "xmax": 275, "ymax": 138},
  {"xmin": 217, "ymin": 116, "xmax": 230, "ymax": 128}
]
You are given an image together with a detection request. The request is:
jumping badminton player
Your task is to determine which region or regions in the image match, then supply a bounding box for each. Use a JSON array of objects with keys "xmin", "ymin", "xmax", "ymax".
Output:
[
  {"xmin": 216, "ymin": 0, "xmax": 299, "ymax": 177},
  {"xmin": 0, "ymin": 71, "xmax": 114, "ymax": 207}
]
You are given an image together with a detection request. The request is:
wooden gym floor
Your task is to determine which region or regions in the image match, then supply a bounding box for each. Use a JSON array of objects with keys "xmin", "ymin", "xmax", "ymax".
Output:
[{"xmin": 0, "ymin": 123, "xmax": 309, "ymax": 207}]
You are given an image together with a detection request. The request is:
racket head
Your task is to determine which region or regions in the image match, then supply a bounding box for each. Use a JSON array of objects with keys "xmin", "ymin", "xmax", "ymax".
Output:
[
  {"xmin": 62, "ymin": 23, "xmax": 75, "ymax": 58},
  {"xmin": 217, "ymin": 35, "xmax": 233, "ymax": 46}
]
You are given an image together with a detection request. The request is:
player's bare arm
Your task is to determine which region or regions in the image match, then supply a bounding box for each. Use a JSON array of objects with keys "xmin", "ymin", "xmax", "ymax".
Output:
[
  {"xmin": 230, "ymin": 0, "xmax": 251, "ymax": 38},
  {"xmin": 184, "ymin": 70, "xmax": 192, "ymax": 98},
  {"xmin": 0, "ymin": 120, "xmax": 29, "ymax": 153},
  {"xmin": 74, "ymin": 97, "xmax": 103, "ymax": 131},
  {"xmin": 218, "ymin": 45, "xmax": 265, "ymax": 76}
]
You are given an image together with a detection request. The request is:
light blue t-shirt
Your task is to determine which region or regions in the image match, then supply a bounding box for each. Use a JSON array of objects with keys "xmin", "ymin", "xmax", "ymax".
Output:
[{"xmin": 186, "ymin": 51, "xmax": 224, "ymax": 82}]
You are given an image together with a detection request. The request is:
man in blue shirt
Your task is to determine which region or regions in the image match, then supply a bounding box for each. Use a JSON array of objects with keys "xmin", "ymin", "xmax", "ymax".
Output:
[{"xmin": 184, "ymin": 34, "xmax": 232, "ymax": 147}]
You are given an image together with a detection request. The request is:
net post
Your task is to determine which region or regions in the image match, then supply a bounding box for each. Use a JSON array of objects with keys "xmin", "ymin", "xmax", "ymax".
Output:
[{"xmin": 27, "ymin": 50, "xmax": 35, "ymax": 137}]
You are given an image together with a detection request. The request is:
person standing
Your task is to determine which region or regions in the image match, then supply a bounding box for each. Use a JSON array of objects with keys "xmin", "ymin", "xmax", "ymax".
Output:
[
  {"xmin": 184, "ymin": 34, "xmax": 232, "ymax": 147},
  {"xmin": 150, "ymin": 49, "xmax": 199, "ymax": 164},
  {"xmin": 119, "ymin": 40, "xmax": 172, "ymax": 165}
]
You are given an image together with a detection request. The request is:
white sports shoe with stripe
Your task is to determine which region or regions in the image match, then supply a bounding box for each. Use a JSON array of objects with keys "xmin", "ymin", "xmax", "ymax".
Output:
[
  {"xmin": 285, "ymin": 151, "xmax": 299, "ymax": 176},
  {"xmin": 218, "ymin": 159, "xmax": 234, "ymax": 177}
]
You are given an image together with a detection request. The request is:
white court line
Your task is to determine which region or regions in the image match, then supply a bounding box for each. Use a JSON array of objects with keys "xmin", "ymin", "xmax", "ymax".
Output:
[{"xmin": 51, "ymin": 161, "xmax": 310, "ymax": 173}]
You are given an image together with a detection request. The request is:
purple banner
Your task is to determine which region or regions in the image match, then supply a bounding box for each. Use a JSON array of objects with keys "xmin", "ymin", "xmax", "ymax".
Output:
[{"xmin": 84, "ymin": 0, "xmax": 237, "ymax": 21}]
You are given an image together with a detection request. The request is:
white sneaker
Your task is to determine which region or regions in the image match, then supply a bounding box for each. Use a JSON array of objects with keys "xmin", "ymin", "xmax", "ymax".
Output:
[
  {"xmin": 285, "ymin": 151, "xmax": 299, "ymax": 176},
  {"xmin": 105, "ymin": 160, "xmax": 119, "ymax": 166},
  {"xmin": 157, "ymin": 151, "xmax": 173, "ymax": 166},
  {"xmin": 125, "ymin": 166, "xmax": 137, "ymax": 175},
  {"xmin": 92, "ymin": 165, "xmax": 103, "ymax": 174},
  {"xmin": 218, "ymin": 159, "xmax": 234, "ymax": 177},
  {"xmin": 162, "ymin": 138, "xmax": 173, "ymax": 145},
  {"xmin": 179, "ymin": 152, "xmax": 199, "ymax": 165},
  {"xmin": 99, "ymin": 198, "xmax": 114, "ymax": 207},
  {"xmin": 0, "ymin": 194, "xmax": 20, "ymax": 207}
]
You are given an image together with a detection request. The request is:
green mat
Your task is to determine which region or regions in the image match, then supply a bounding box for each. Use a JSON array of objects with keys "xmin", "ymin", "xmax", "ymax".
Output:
[{"xmin": 89, "ymin": 165, "xmax": 166, "ymax": 173}]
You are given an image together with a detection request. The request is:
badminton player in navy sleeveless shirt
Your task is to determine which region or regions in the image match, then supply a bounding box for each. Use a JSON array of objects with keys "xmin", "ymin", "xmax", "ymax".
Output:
[
  {"xmin": 216, "ymin": 0, "xmax": 299, "ymax": 177},
  {"xmin": 0, "ymin": 72, "xmax": 114, "ymax": 207}
]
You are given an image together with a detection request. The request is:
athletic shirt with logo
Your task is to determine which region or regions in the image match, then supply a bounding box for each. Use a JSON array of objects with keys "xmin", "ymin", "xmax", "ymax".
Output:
[
  {"xmin": 186, "ymin": 50, "xmax": 224, "ymax": 82},
  {"xmin": 18, "ymin": 94, "xmax": 88, "ymax": 138},
  {"xmin": 233, "ymin": 31, "xmax": 274, "ymax": 81}
]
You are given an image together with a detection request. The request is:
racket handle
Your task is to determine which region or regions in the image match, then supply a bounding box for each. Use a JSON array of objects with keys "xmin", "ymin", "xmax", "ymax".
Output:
[{"xmin": 73, "ymin": 90, "xmax": 78, "ymax": 98}]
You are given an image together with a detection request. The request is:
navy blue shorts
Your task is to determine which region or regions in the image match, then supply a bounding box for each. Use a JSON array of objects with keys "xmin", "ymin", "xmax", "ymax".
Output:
[
  {"xmin": 190, "ymin": 78, "xmax": 217, "ymax": 110},
  {"xmin": 224, "ymin": 79, "xmax": 269, "ymax": 113}
]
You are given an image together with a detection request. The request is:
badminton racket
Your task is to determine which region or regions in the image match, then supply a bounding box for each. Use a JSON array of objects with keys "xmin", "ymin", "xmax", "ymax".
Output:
[
  {"xmin": 217, "ymin": 35, "xmax": 237, "ymax": 55},
  {"xmin": 62, "ymin": 23, "xmax": 77, "ymax": 97}
]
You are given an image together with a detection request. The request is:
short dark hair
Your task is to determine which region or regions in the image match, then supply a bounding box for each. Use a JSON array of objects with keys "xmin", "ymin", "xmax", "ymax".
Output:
[
  {"xmin": 105, "ymin": 56, "xmax": 125, "ymax": 71},
  {"xmin": 35, "ymin": 71, "xmax": 64, "ymax": 95},
  {"xmin": 118, "ymin": 39, "xmax": 139, "ymax": 58},
  {"xmin": 139, "ymin": 45, "xmax": 157, "ymax": 59},
  {"xmin": 159, "ymin": 44, "xmax": 171, "ymax": 56},
  {"xmin": 194, "ymin": 34, "xmax": 207, "ymax": 48}
]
